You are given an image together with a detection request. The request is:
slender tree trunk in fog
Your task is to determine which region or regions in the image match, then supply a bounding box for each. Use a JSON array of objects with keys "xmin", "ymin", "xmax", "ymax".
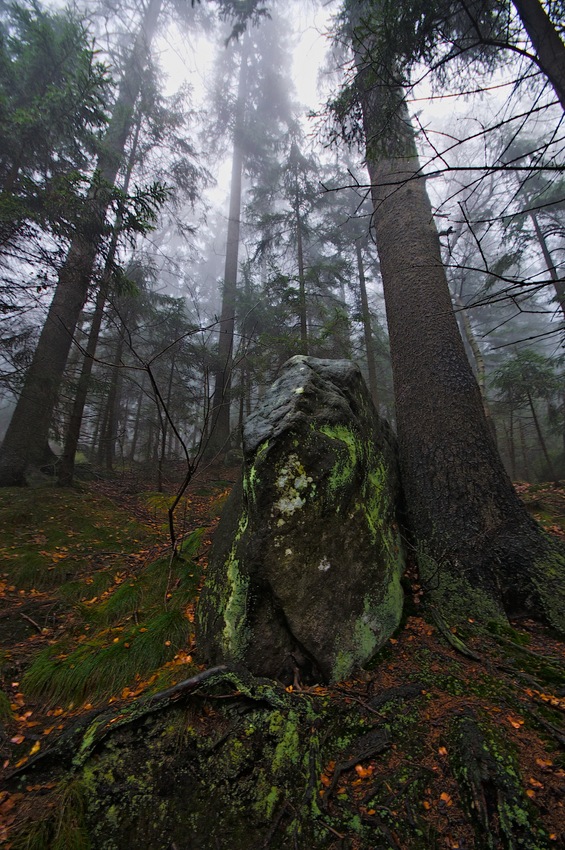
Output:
[
  {"xmin": 208, "ymin": 39, "xmax": 248, "ymax": 456},
  {"xmin": 518, "ymin": 418, "xmax": 531, "ymax": 481},
  {"xmin": 100, "ymin": 330, "xmax": 126, "ymax": 473},
  {"xmin": 526, "ymin": 390, "xmax": 558, "ymax": 481},
  {"xmin": 157, "ymin": 349, "xmax": 176, "ymax": 490},
  {"xmin": 0, "ymin": 0, "xmax": 163, "ymax": 486},
  {"xmin": 295, "ymin": 195, "xmax": 308, "ymax": 355},
  {"xmin": 530, "ymin": 212, "xmax": 565, "ymax": 320},
  {"xmin": 58, "ymin": 116, "xmax": 142, "ymax": 486},
  {"xmin": 349, "ymin": 0, "xmax": 565, "ymax": 630},
  {"xmin": 129, "ymin": 377, "xmax": 147, "ymax": 462},
  {"xmin": 507, "ymin": 409, "xmax": 517, "ymax": 479},
  {"xmin": 355, "ymin": 239, "xmax": 379, "ymax": 407},
  {"xmin": 511, "ymin": 0, "xmax": 565, "ymax": 111},
  {"xmin": 530, "ymin": 211, "xmax": 565, "ymax": 467}
]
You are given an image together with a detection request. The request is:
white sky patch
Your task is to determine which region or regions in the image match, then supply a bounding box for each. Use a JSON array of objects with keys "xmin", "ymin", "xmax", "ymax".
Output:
[{"xmin": 289, "ymin": 5, "xmax": 333, "ymax": 112}]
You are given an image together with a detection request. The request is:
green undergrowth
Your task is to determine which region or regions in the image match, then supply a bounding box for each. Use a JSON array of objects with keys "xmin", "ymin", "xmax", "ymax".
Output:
[
  {"xmin": 0, "ymin": 487, "xmax": 158, "ymax": 590},
  {"xmin": 22, "ymin": 532, "xmax": 204, "ymax": 706},
  {"xmin": 9, "ymin": 631, "xmax": 564, "ymax": 849},
  {"xmin": 22, "ymin": 609, "xmax": 190, "ymax": 705},
  {"xmin": 12, "ymin": 778, "xmax": 90, "ymax": 850}
]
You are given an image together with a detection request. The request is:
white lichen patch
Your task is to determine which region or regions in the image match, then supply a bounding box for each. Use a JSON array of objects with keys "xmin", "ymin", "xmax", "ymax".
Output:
[
  {"xmin": 273, "ymin": 453, "xmax": 313, "ymax": 517},
  {"xmin": 294, "ymin": 386, "xmax": 304, "ymax": 395},
  {"xmin": 275, "ymin": 494, "xmax": 306, "ymax": 515},
  {"xmin": 293, "ymin": 473, "xmax": 311, "ymax": 490},
  {"xmin": 318, "ymin": 558, "xmax": 331, "ymax": 572}
]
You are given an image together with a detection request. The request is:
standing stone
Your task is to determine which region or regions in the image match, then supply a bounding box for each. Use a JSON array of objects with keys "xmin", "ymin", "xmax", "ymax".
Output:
[{"xmin": 197, "ymin": 356, "xmax": 404, "ymax": 683}]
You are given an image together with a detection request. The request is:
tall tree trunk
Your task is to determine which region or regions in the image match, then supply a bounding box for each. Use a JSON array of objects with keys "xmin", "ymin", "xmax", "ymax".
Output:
[
  {"xmin": 101, "ymin": 330, "xmax": 126, "ymax": 473},
  {"xmin": 508, "ymin": 408, "xmax": 517, "ymax": 479},
  {"xmin": 453, "ymin": 292, "xmax": 496, "ymax": 439},
  {"xmin": 518, "ymin": 417, "xmax": 532, "ymax": 481},
  {"xmin": 526, "ymin": 389, "xmax": 558, "ymax": 481},
  {"xmin": 355, "ymin": 238, "xmax": 379, "ymax": 407},
  {"xmin": 0, "ymin": 0, "xmax": 163, "ymax": 486},
  {"xmin": 129, "ymin": 376, "xmax": 147, "ymax": 462},
  {"xmin": 511, "ymin": 0, "xmax": 565, "ymax": 111},
  {"xmin": 58, "ymin": 115, "xmax": 142, "ymax": 486},
  {"xmin": 295, "ymin": 195, "xmax": 309, "ymax": 355},
  {"xmin": 349, "ymin": 0, "xmax": 564, "ymax": 630},
  {"xmin": 157, "ymin": 349, "xmax": 176, "ymax": 492},
  {"xmin": 530, "ymin": 211, "xmax": 565, "ymax": 320},
  {"xmin": 530, "ymin": 211, "xmax": 565, "ymax": 469},
  {"xmin": 208, "ymin": 39, "xmax": 248, "ymax": 457}
]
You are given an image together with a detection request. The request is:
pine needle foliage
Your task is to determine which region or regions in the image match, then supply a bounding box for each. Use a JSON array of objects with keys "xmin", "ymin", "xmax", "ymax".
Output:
[
  {"xmin": 22, "ymin": 608, "xmax": 191, "ymax": 705},
  {"xmin": 12, "ymin": 780, "xmax": 90, "ymax": 850},
  {"xmin": 22, "ymin": 532, "xmax": 204, "ymax": 705}
]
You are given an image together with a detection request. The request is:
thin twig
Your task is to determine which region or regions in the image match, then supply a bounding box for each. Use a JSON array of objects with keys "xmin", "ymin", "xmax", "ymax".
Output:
[{"xmin": 20, "ymin": 612, "xmax": 43, "ymax": 633}]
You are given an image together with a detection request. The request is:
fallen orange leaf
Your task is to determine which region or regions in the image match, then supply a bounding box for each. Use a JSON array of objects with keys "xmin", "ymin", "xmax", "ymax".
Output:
[{"xmin": 354, "ymin": 764, "xmax": 374, "ymax": 779}]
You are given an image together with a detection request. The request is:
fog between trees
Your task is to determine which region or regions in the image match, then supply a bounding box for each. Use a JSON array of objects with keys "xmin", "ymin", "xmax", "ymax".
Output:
[{"xmin": 0, "ymin": 0, "xmax": 563, "ymax": 491}]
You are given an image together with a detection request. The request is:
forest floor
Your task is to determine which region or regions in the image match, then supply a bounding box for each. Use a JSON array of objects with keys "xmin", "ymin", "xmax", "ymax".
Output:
[{"xmin": 0, "ymin": 469, "xmax": 564, "ymax": 849}]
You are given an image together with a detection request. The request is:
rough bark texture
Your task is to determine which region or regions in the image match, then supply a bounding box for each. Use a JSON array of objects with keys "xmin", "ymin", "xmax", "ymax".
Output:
[
  {"xmin": 0, "ymin": 0, "xmax": 163, "ymax": 486},
  {"xmin": 350, "ymin": 1, "xmax": 565, "ymax": 630},
  {"xmin": 512, "ymin": 0, "xmax": 565, "ymax": 111},
  {"xmin": 197, "ymin": 355, "xmax": 404, "ymax": 683}
]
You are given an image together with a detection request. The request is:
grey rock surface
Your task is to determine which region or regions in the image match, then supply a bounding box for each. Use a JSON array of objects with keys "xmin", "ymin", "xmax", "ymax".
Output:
[{"xmin": 197, "ymin": 356, "xmax": 404, "ymax": 683}]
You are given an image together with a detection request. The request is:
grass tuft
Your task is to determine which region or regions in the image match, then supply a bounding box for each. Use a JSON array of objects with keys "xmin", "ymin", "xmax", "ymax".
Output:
[
  {"xmin": 59, "ymin": 570, "xmax": 114, "ymax": 604},
  {"xmin": 23, "ymin": 609, "xmax": 191, "ymax": 705},
  {"xmin": 12, "ymin": 780, "xmax": 90, "ymax": 850}
]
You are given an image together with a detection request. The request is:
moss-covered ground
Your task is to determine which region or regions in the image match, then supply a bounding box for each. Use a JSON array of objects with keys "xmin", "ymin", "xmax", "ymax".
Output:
[{"xmin": 0, "ymin": 477, "xmax": 564, "ymax": 849}]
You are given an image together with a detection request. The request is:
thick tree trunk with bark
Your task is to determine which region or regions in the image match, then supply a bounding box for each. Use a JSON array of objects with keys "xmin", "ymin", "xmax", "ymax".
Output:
[
  {"xmin": 0, "ymin": 0, "xmax": 163, "ymax": 486},
  {"xmin": 512, "ymin": 0, "xmax": 565, "ymax": 111},
  {"xmin": 350, "ymin": 1, "xmax": 565, "ymax": 630}
]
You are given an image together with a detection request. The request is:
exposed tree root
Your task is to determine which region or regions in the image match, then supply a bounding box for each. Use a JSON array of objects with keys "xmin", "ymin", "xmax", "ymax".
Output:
[{"xmin": 4, "ymin": 664, "xmax": 292, "ymax": 780}]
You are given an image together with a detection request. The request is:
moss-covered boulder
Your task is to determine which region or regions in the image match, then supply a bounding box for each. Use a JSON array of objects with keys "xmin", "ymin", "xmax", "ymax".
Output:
[{"xmin": 197, "ymin": 356, "xmax": 404, "ymax": 683}]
